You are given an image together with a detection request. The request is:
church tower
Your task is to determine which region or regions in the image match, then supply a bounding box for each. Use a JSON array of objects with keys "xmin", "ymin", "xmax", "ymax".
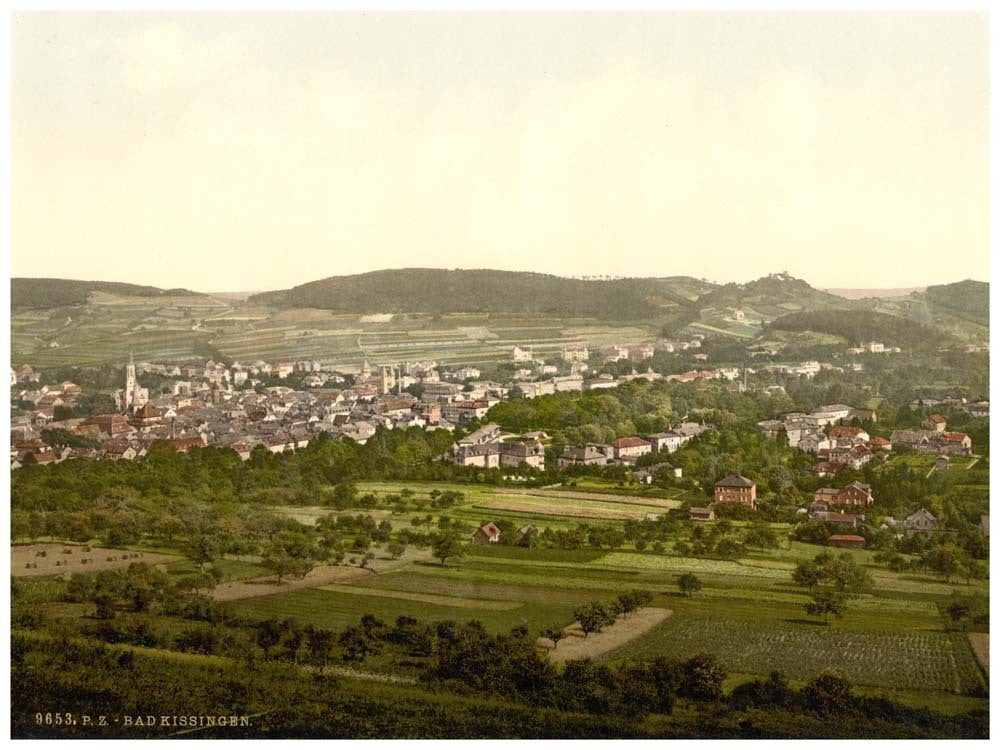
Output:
[
  {"xmin": 125, "ymin": 349, "xmax": 137, "ymax": 400},
  {"xmin": 119, "ymin": 349, "xmax": 149, "ymax": 413}
]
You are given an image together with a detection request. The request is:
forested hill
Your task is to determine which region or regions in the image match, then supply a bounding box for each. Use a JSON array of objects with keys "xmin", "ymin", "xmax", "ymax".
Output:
[
  {"xmin": 11, "ymin": 278, "xmax": 201, "ymax": 309},
  {"xmin": 766, "ymin": 309, "xmax": 959, "ymax": 350},
  {"xmin": 698, "ymin": 273, "xmax": 850, "ymax": 313},
  {"xmin": 248, "ymin": 269, "xmax": 713, "ymax": 319},
  {"xmin": 922, "ymin": 280, "xmax": 989, "ymax": 327}
]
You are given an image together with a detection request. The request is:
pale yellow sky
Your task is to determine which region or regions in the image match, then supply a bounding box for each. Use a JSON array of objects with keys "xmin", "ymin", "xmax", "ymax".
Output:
[{"xmin": 11, "ymin": 12, "xmax": 989, "ymax": 292}]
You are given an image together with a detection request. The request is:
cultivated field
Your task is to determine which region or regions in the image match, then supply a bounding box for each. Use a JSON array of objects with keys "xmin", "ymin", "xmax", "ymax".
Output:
[
  {"xmin": 11, "ymin": 543, "xmax": 179, "ymax": 577},
  {"xmin": 968, "ymin": 633, "xmax": 989, "ymax": 673},
  {"xmin": 602, "ymin": 617, "xmax": 986, "ymax": 695}
]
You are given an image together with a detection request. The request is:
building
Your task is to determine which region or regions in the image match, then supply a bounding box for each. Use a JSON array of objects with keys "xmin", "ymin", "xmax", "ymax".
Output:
[
  {"xmin": 558, "ymin": 446, "xmax": 607, "ymax": 468},
  {"xmin": 117, "ymin": 350, "xmax": 149, "ymax": 413},
  {"xmin": 922, "ymin": 414, "xmax": 947, "ymax": 432},
  {"xmin": 512, "ymin": 346, "xmax": 533, "ymax": 362},
  {"xmin": 827, "ymin": 534, "xmax": 866, "ymax": 549},
  {"xmin": 813, "ymin": 482, "xmax": 873, "ymax": 508},
  {"xmin": 828, "ymin": 426, "xmax": 870, "ymax": 446},
  {"xmin": 473, "ymin": 522, "xmax": 502, "ymax": 545},
  {"xmin": 560, "ymin": 345, "xmax": 590, "ymax": 362},
  {"xmin": 458, "ymin": 424, "xmax": 501, "ymax": 446},
  {"xmin": 629, "ymin": 345, "xmax": 655, "ymax": 360},
  {"xmin": 890, "ymin": 429, "xmax": 972, "ymax": 456},
  {"xmin": 515, "ymin": 524, "xmax": 537, "ymax": 545},
  {"xmin": 607, "ymin": 436, "xmax": 652, "ymax": 461},
  {"xmin": 689, "ymin": 507, "xmax": 715, "ymax": 522},
  {"xmin": 714, "ymin": 475, "xmax": 757, "ymax": 509},
  {"xmin": 903, "ymin": 508, "xmax": 939, "ymax": 538}
]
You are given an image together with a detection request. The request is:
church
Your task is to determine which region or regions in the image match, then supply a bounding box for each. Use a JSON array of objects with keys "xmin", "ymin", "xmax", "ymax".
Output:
[{"xmin": 116, "ymin": 350, "xmax": 149, "ymax": 413}]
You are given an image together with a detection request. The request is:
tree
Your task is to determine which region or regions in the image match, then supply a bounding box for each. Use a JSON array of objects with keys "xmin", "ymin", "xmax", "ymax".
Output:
[
  {"xmin": 743, "ymin": 523, "xmax": 780, "ymax": 550},
  {"xmin": 387, "ymin": 542, "xmax": 406, "ymax": 560},
  {"xmin": 801, "ymin": 673, "xmax": 853, "ymax": 715},
  {"xmin": 821, "ymin": 553, "xmax": 873, "ymax": 592},
  {"xmin": 539, "ymin": 625, "xmax": 566, "ymax": 650},
  {"xmin": 338, "ymin": 625, "xmax": 380, "ymax": 662},
  {"xmin": 573, "ymin": 602, "xmax": 615, "ymax": 637},
  {"xmin": 792, "ymin": 561, "xmax": 823, "ymax": 590},
  {"xmin": 677, "ymin": 573, "xmax": 702, "ymax": 597},
  {"xmin": 678, "ymin": 654, "xmax": 725, "ymax": 701},
  {"xmin": 432, "ymin": 535, "xmax": 465, "ymax": 566},
  {"xmin": 714, "ymin": 538, "xmax": 743, "ymax": 560},
  {"xmin": 804, "ymin": 591, "xmax": 847, "ymax": 623},
  {"xmin": 923, "ymin": 545, "xmax": 962, "ymax": 582},
  {"xmin": 185, "ymin": 532, "xmax": 224, "ymax": 570}
]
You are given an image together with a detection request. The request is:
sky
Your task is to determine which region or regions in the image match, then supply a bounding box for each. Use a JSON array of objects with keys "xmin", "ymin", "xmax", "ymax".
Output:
[{"xmin": 10, "ymin": 12, "xmax": 989, "ymax": 293}]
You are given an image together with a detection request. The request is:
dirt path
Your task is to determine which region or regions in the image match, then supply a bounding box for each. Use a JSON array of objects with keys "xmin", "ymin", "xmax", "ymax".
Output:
[
  {"xmin": 538, "ymin": 607, "xmax": 672, "ymax": 663},
  {"xmin": 11, "ymin": 543, "xmax": 179, "ymax": 578},
  {"xmin": 506, "ymin": 487, "xmax": 680, "ymax": 508},
  {"xmin": 968, "ymin": 632, "xmax": 989, "ymax": 673},
  {"xmin": 210, "ymin": 564, "xmax": 374, "ymax": 602}
]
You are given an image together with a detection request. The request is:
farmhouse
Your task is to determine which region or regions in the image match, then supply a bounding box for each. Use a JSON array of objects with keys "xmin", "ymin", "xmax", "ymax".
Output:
[
  {"xmin": 515, "ymin": 525, "xmax": 536, "ymax": 544},
  {"xmin": 473, "ymin": 522, "xmax": 501, "ymax": 545},
  {"xmin": 714, "ymin": 475, "xmax": 757, "ymax": 509},
  {"xmin": 689, "ymin": 507, "xmax": 715, "ymax": 522},
  {"xmin": 903, "ymin": 509, "xmax": 939, "ymax": 538}
]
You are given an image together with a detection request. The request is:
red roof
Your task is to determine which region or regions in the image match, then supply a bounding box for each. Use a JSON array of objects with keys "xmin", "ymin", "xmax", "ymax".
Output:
[
  {"xmin": 610, "ymin": 436, "xmax": 651, "ymax": 449},
  {"xmin": 942, "ymin": 432, "xmax": 969, "ymax": 442},
  {"xmin": 868, "ymin": 437, "xmax": 890, "ymax": 446},
  {"xmin": 928, "ymin": 414, "xmax": 946, "ymax": 423}
]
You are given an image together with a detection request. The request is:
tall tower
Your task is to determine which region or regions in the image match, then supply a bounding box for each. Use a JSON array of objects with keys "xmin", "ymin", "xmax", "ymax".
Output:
[{"xmin": 125, "ymin": 349, "xmax": 137, "ymax": 401}]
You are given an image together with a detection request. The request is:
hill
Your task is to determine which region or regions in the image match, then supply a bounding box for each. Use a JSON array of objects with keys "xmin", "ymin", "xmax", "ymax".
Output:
[
  {"xmin": 856, "ymin": 280, "xmax": 989, "ymax": 343},
  {"xmin": 922, "ymin": 280, "xmax": 989, "ymax": 327},
  {"xmin": 249, "ymin": 269, "xmax": 712, "ymax": 321},
  {"xmin": 11, "ymin": 278, "xmax": 201, "ymax": 309},
  {"xmin": 765, "ymin": 308, "xmax": 958, "ymax": 350}
]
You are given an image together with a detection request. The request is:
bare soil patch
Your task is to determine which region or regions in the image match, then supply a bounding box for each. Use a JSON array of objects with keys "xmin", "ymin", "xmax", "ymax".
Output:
[
  {"xmin": 968, "ymin": 632, "xmax": 989, "ymax": 673},
  {"xmin": 538, "ymin": 607, "xmax": 672, "ymax": 663},
  {"xmin": 210, "ymin": 564, "xmax": 372, "ymax": 602},
  {"xmin": 11, "ymin": 543, "xmax": 178, "ymax": 578}
]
